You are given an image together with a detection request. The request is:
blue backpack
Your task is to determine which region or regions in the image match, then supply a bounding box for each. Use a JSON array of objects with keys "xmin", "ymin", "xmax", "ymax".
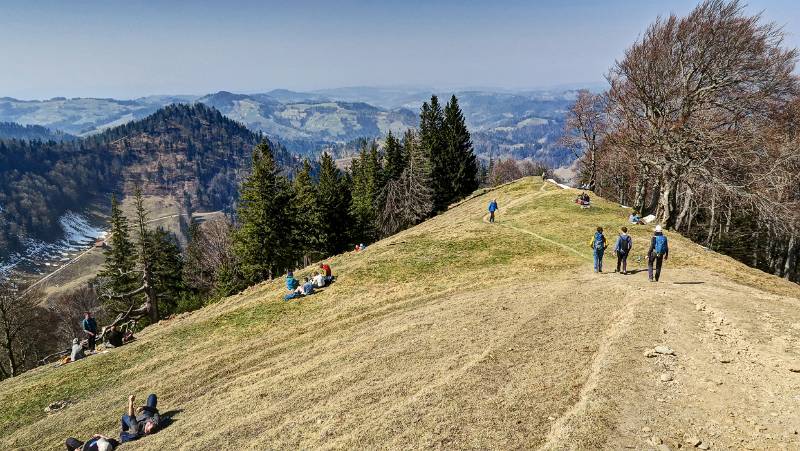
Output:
[
  {"xmin": 654, "ymin": 235, "xmax": 667, "ymax": 256},
  {"xmin": 594, "ymin": 232, "xmax": 605, "ymax": 251}
]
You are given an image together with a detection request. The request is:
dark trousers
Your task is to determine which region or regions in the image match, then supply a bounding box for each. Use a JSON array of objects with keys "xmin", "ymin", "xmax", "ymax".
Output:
[
  {"xmin": 86, "ymin": 333, "xmax": 96, "ymax": 351},
  {"xmin": 616, "ymin": 252, "xmax": 629, "ymax": 273},
  {"xmin": 489, "ymin": 211, "xmax": 495, "ymax": 222},
  {"xmin": 121, "ymin": 394, "xmax": 157, "ymax": 432},
  {"xmin": 648, "ymin": 253, "xmax": 664, "ymax": 281}
]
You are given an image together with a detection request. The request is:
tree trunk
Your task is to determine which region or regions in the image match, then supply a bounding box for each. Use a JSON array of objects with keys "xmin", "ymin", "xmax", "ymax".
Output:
[
  {"xmin": 633, "ymin": 174, "xmax": 647, "ymax": 214},
  {"xmin": 784, "ymin": 235, "xmax": 796, "ymax": 280},
  {"xmin": 3, "ymin": 327, "xmax": 17, "ymax": 377},
  {"xmin": 656, "ymin": 170, "xmax": 679, "ymax": 229},
  {"xmin": 707, "ymin": 195, "xmax": 716, "ymax": 246},
  {"xmin": 675, "ymin": 186, "xmax": 693, "ymax": 231}
]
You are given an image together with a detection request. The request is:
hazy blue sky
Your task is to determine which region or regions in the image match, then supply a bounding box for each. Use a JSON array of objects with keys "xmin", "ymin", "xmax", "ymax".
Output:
[{"xmin": 2, "ymin": 0, "xmax": 799, "ymax": 99}]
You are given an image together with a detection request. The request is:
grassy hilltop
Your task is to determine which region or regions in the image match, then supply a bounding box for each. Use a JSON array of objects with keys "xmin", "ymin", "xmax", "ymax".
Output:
[{"xmin": 2, "ymin": 177, "xmax": 799, "ymax": 450}]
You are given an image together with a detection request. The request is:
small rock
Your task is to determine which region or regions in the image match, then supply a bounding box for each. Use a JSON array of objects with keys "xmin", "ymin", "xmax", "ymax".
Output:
[
  {"xmin": 644, "ymin": 350, "xmax": 658, "ymax": 358},
  {"xmin": 655, "ymin": 346, "xmax": 675, "ymax": 355},
  {"xmin": 718, "ymin": 357, "xmax": 732, "ymax": 364},
  {"xmin": 648, "ymin": 435, "xmax": 663, "ymax": 445},
  {"xmin": 660, "ymin": 373, "xmax": 674, "ymax": 382},
  {"xmin": 789, "ymin": 367, "xmax": 800, "ymax": 373},
  {"xmin": 641, "ymin": 426, "xmax": 652, "ymax": 433},
  {"xmin": 697, "ymin": 442, "xmax": 710, "ymax": 450},
  {"xmin": 686, "ymin": 437, "xmax": 701, "ymax": 446}
]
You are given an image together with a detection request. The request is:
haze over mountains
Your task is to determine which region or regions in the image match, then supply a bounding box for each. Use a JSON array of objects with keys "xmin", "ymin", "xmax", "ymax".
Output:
[{"xmin": 0, "ymin": 86, "xmax": 583, "ymax": 167}]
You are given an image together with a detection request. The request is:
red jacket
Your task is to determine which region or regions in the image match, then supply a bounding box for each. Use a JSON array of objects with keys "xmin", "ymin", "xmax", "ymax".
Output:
[{"xmin": 321, "ymin": 264, "xmax": 332, "ymax": 277}]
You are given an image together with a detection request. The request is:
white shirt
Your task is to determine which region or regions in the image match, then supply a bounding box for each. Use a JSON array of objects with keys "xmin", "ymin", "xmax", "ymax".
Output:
[{"xmin": 313, "ymin": 274, "xmax": 326, "ymax": 288}]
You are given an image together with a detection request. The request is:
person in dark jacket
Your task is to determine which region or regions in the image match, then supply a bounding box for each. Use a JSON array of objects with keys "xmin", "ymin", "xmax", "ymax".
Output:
[
  {"xmin": 488, "ymin": 199, "xmax": 498, "ymax": 223},
  {"xmin": 590, "ymin": 227, "xmax": 608, "ymax": 272},
  {"xmin": 104, "ymin": 325, "xmax": 124, "ymax": 348},
  {"xmin": 647, "ymin": 225, "xmax": 669, "ymax": 282},
  {"xmin": 65, "ymin": 435, "xmax": 119, "ymax": 451},
  {"xmin": 120, "ymin": 394, "xmax": 161, "ymax": 443},
  {"xmin": 82, "ymin": 311, "xmax": 98, "ymax": 352},
  {"xmin": 614, "ymin": 227, "xmax": 633, "ymax": 274}
]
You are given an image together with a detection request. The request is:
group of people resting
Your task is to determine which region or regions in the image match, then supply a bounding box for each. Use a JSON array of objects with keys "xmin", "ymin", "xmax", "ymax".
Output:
[
  {"xmin": 590, "ymin": 224, "xmax": 670, "ymax": 282},
  {"xmin": 68, "ymin": 312, "xmax": 134, "ymax": 364},
  {"xmin": 65, "ymin": 393, "xmax": 162, "ymax": 450},
  {"xmin": 575, "ymin": 192, "xmax": 591, "ymax": 207},
  {"xmin": 284, "ymin": 263, "xmax": 334, "ymax": 301}
]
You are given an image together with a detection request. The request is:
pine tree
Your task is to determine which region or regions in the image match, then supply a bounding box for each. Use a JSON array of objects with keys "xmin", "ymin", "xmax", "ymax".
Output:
[
  {"xmin": 133, "ymin": 187, "xmax": 160, "ymax": 323},
  {"xmin": 292, "ymin": 159, "xmax": 322, "ymax": 265},
  {"xmin": 99, "ymin": 194, "xmax": 138, "ymax": 310},
  {"xmin": 378, "ymin": 130, "xmax": 433, "ymax": 236},
  {"xmin": 419, "ymin": 95, "xmax": 451, "ymax": 212},
  {"xmin": 350, "ymin": 141, "xmax": 384, "ymax": 244},
  {"xmin": 144, "ymin": 227, "xmax": 184, "ymax": 316},
  {"xmin": 233, "ymin": 140, "xmax": 295, "ymax": 284},
  {"xmin": 444, "ymin": 95, "xmax": 479, "ymax": 198},
  {"xmin": 383, "ymin": 131, "xmax": 405, "ymax": 181},
  {"xmin": 317, "ymin": 152, "xmax": 352, "ymax": 255}
]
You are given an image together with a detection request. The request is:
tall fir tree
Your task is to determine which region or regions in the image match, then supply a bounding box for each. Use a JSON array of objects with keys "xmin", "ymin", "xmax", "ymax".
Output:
[
  {"xmin": 383, "ymin": 131, "xmax": 405, "ymax": 181},
  {"xmin": 316, "ymin": 152, "xmax": 352, "ymax": 255},
  {"xmin": 99, "ymin": 194, "xmax": 139, "ymax": 310},
  {"xmin": 378, "ymin": 130, "xmax": 433, "ymax": 236},
  {"xmin": 350, "ymin": 141, "xmax": 384, "ymax": 244},
  {"xmin": 419, "ymin": 95, "xmax": 451, "ymax": 212},
  {"xmin": 133, "ymin": 186, "xmax": 161, "ymax": 323},
  {"xmin": 444, "ymin": 95, "xmax": 480, "ymax": 198},
  {"xmin": 144, "ymin": 227, "xmax": 185, "ymax": 316},
  {"xmin": 233, "ymin": 140, "xmax": 296, "ymax": 284},
  {"xmin": 292, "ymin": 159, "xmax": 323, "ymax": 265}
]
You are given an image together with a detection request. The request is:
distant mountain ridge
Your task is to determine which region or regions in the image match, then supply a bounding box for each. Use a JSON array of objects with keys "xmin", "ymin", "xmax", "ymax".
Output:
[{"xmin": 0, "ymin": 87, "xmax": 585, "ymax": 167}]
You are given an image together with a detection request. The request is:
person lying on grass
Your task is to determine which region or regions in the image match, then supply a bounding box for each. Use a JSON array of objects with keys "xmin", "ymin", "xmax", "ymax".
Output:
[
  {"xmin": 120, "ymin": 394, "xmax": 161, "ymax": 442},
  {"xmin": 65, "ymin": 435, "xmax": 119, "ymax": 451}
]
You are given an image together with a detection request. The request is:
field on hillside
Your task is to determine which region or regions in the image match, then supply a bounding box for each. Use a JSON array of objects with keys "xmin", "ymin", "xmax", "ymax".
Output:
[{"xmin": 2, "ymin": 177, "xmax": 799, "ymax": 450}]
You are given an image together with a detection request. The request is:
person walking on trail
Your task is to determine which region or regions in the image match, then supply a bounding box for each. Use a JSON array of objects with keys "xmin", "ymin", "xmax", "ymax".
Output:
[
  {"xmin": 614, "ymin": 227, "xmax": 633, "ymax": 275},
  {"xmin": 648, "ymin": 225, "xmax": 669, "ymax": 282},
  {"xmin": 120, "ymin": 394, "xmax": 161, "ymax": 443},
  {"xmin": 590, "ymin": 226, "xmax": 608, "ymax": 273},
  {"xmin": 488, "ymin": 199, "xmax": 498, "ymax": 223},
  {"xmin": 66, "ymin": 435, "xmax": 119, "ymax": 451},
  {"xmin": 82, "ymin": 311, "xmax": 97, "ymax": 352}
]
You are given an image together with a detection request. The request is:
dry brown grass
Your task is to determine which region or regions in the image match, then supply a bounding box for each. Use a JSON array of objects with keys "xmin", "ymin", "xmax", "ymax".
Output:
[{"xmin": 2, "ymin": 177, "xmax": 798, "ymax": 450}]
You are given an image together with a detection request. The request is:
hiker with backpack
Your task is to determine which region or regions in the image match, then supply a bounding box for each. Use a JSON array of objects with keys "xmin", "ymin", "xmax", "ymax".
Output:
[
  {"xmin": 589, "ymin": 226, "xmax": 608, "ymax": 272},
  {"xmin": 648, "ymin": 225, "xmax": 669, "ymax": 282},
  {"xmin": 613, "ymin": 227, "xmax": 633, "ymax": 274},
  {"xmin": 488, "ymin": 199, "xmax": 498, "ymax": 223},
  {"xmin": 120, "ymin": 394, "xmax": 161, "ymax": 442}
]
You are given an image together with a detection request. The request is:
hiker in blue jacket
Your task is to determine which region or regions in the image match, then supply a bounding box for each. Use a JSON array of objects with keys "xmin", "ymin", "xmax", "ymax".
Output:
[
  {"xmin": 488, "ymin": 199, "xmax": 498, "ymax": 223},
  {"xmin": 82, "ymin": 311, "xmax": 98, "ymax": 352},
  {"xmin": 614, "ymin": 227, "xmax": 633, "ymax": 274},
  {"xmin": 590, "ymin": 226, "xmax": 608, "ymax": 272},
  {"xmin": 648, "ymin": 225, "xmax": 669, "ymax": 282}
]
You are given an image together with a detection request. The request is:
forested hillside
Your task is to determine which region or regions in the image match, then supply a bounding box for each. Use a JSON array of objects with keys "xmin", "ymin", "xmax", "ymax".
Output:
[
  {"xmin": 0, "ymin": 104, "xmax": 294, "ymax": 256},
  {"xmin": 0, "ymin": 122, "xmax": 75, "ymax": 141}
]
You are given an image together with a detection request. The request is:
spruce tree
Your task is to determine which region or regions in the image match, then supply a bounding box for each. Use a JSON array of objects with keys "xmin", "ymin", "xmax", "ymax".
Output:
[
  {"xmin": 99, "ymin": 194, "xmax": 138, "ymax": 309},
  {"xmin": 144, "ymin": 227, "xmax": 184, "ymax": 316},
  {"xmin": 383, "ymin": 131, "xmax": 405, "ymax": 181},
  {"xmin": 292, "ymin": 159, "xmax": 322, "ymax": 265},
  {"xmin": 419, "ymin": 95, "xmax": 451, "ymax": 212},
  {"xmin": 444, "ymin": 95, "xmax": 480, "ymax": 198},
  {"xmin": 378, "ymin": 130, "xmax": 433, "ymax": 236},
  {"xmin": 317, "ymin": 152, "xmax": 352, "ymax": 255},
  {"xmin": 350, "ymin": 141, "xmax": 384, "ymax": 244},
  {"xmin": 233, "ymin": 140, "xmax": 295, "ymax": 284}
]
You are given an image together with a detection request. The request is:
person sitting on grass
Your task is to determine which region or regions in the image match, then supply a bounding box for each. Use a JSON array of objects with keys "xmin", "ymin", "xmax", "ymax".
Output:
[
  {"xmin": 65, "ymin": 435, "xmax": 119, "ymax": 451},
  {"xmin": 104, "ymin": 325, "xmax": 124, "ymax": 348},
  {"xmin": 313, "ymin": 271, "xmax": 326, "ymax": 288},
  {"xmin": 120, "ymin": 394, "xmax": 161, "ymax": 443},
  {"xmin": 70, "ymin": 338, "xmax": 85, "ymax": 362},
  {"xmin": 320, "ymin": 263, "xmax": 333, "ymax": 283},
  {"xmin": 286, "ymin": 271, "xmax": 299, "ymax": 291},
  {"xmin": 302, "ymin": 277, "xmax": 315, "ymax": 295}
]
